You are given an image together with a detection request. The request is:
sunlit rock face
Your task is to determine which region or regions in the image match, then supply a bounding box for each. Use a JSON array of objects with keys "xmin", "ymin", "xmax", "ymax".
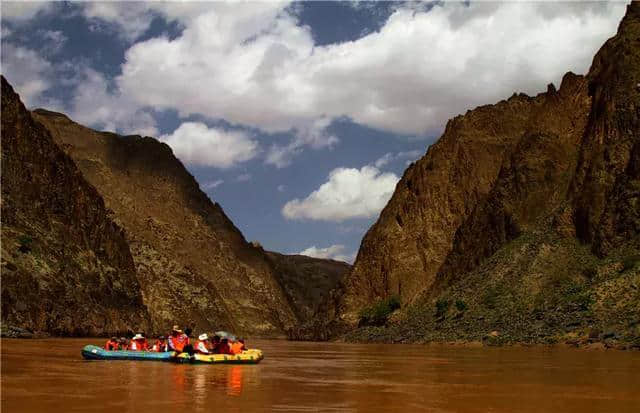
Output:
[{"xmin": 339, "ymin": 3, "xmax": 640, "ymax": 345}]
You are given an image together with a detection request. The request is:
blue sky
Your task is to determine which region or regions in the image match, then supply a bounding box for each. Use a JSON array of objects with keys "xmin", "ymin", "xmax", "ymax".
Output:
[{"xmin": 1, "ymin": 1, "xmax": 627, "ymax": 262}]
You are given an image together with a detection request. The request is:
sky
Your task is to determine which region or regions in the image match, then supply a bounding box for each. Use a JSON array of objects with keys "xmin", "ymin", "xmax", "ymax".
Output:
[{"xmin": 0, "ymin": 1, "xmax": 628, "ymax": 263}]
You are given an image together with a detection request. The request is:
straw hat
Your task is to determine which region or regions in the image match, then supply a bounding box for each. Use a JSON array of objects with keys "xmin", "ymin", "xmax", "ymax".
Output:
[
  {"xmin": 172, "ymin": 325, "xmax": 183, "ymax": 333},
  {"xmin": 133, "ymin": 333, "xmax": 144, "ymax": 340},
  {"xmin": 198, "ymin": 333, "xmax": 209, "ymax": 341}
]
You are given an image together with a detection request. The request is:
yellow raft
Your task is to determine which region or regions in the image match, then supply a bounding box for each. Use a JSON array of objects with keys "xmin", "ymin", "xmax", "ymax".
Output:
[{"xmin": 173, "ymin": 349, "xmax": 264, "ymax": 364}]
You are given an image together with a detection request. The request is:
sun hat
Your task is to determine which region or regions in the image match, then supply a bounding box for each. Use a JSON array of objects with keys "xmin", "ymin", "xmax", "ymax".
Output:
[
  {"xmin": 133, "ymin": 333, "xmax": 144, "ymax": 340},
  {"xmin": 198, "ymin": 333, "xmax": 208, "ymax": 341}
]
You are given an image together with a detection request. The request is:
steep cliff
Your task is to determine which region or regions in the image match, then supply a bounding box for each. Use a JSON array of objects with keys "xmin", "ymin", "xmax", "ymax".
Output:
[
  {"xmin": 1, "ymin": 77, "xmax": 151, "ymax": 336},
  {"xmin": 265, "ymin": 251, "xmax": 350, "ymax": 340},
  {"xmin": 342, "ymin": 2, "xmax": 640, "ymax": 347},
  {"xmin": 31, "ymin": 110, "xmax": 297, "ymax": 336}
]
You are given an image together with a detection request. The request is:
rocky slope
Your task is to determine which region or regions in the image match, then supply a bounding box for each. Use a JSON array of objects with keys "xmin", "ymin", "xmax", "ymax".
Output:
[
  {"xmin": 1, "ymin": 77, "xmax": 151, "ymax": 336},
  {"xmin": 265, "ymin": 251, "xmax": 350, "ymax": 340},
  {"xmin": 341, "ymin": 2, "xmax": 640, "ymax": 348},
  {"xmin": 31, "ymin": 110, "xmax": 297, "ymax": 336}
]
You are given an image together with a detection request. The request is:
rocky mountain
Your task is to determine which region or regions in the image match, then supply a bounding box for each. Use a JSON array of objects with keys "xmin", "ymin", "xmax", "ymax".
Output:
[
  {"xmin": 2, "ymin": 78, "xmax": 350, "ymax": 338},
  {"xmin": 1, "ymin": 77, "xmax": 151, "ymax": 336},
  {"xmin": 30, "ymin": 109, "xmax": 299, "ymax": 337},
  {"xmin": 340, "ymin": 2, "xmax": 640, "ymax": 348}
]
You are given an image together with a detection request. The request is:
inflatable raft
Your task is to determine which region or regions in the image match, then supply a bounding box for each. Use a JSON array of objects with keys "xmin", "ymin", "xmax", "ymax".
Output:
[{"xmin": 81, "ymin": 345, "xmax": 263, "ymax": 364}]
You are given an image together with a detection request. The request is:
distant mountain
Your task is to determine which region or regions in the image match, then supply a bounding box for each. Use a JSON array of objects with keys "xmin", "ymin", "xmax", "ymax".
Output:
[
  {"xmin": 339, "ymin": 2, "xmax": 640, "ymax": 348},
  {"xmin": 1, "ymin": 77, "xmax": 151, "ymax": 336},
  {"xmin": 1, "ymin": 76, "xmax": 350, "ymax": 337}
]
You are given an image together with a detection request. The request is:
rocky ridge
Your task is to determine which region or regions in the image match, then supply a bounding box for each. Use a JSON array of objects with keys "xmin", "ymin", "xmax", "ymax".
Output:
[
  {"xmin": 1, "ymin": 77, "xmax": 151, "ymax": 336},
  {"xmin": 340, "ymin": 2, "xmax": 640, "ymax": 348}
]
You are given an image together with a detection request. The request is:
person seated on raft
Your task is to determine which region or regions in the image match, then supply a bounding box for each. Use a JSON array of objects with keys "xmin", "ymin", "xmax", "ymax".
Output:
[
  {"xmin": 168, "ymin": 325, "xmax": 189, "ymax": 353},
  {"xmin": 119, "ymin": 337, "xmax": 129, "ymax": 350},
  {"xmin": 210, "ymin": 335, "xmax": 221, "ymax": 353},
  {"xmin": 195, "ymin": 333, "xmax": 212, "ymax": 354},
  {"xmin": 230, "ymin": 338, "xmax": 246, "ymax": 355},
  {"xmin": 105, "ymin": 336, "xmax": 119, "ymax": 351},
  {"xmin": 129, "ymin": 333, "xmax": 149, "ymax": 351},
  {"xmin": 217, "ymin": 337, "xmax": 233, "ymax": 355},
  {"xmin": 151, "ymin": 336, "xmax": 168, "ymax": 352}
]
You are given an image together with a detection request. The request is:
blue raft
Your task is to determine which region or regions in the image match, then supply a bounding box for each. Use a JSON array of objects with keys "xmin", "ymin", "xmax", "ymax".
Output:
[{"xmin": 82, "ymin": 345, "xmax": 173, "ymax": 361}]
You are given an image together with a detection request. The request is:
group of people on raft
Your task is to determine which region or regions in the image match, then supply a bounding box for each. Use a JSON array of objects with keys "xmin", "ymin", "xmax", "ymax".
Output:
[{"xmin": 104, "ymin": 325, "xmax": 246, "ymax": 355}]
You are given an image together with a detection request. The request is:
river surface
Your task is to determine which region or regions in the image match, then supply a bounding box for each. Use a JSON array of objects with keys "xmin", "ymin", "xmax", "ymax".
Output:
[{"xmin": 2, "ymin": 339, "xmax": 639, "ymax": 412}]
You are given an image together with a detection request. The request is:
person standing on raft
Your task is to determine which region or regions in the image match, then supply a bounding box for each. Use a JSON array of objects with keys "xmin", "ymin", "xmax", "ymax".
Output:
[{"xmin": 168, "ymin": 325, "xmax": 189, "ymax": 353}]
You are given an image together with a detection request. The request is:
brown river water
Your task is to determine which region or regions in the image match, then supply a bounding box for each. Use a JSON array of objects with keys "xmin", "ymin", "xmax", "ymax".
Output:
[{"xmin": 2, "ymin": 338, "xmax": 639, "ymax": 412}]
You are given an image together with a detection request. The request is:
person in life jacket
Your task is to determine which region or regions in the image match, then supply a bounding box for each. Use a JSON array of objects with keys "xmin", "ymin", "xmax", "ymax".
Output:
[
  {"xmin": 230, "ymin": 338, "xmax": 246, "ymax": 355},
  {"xmin": 105, "ymin": 337, "xmax": 119, "ymax": 351},
  {"xmin": 217, "ymin": 338, "xmax": 232, "ymax": 355},
  {"xmin": 152, "ymin": 336, "xmax": 168, "ymax": 352},
  {"xmin": 195, "ymin": 333, "xmax": 211, "ymax": 354},
  {"xmin": 129, "ymin": 333, "xmax": 149, "ymax": 351},
  {"xmin": 210, "ymin": 335, "xmax": 221, "ymax": 353},
  {"xmin": 168, "ymin": 325, "xmax": 189, "ymax": 353},
  {"xmin": 119, "ymin": 337, "xmax": 129, "ymax": 351}
]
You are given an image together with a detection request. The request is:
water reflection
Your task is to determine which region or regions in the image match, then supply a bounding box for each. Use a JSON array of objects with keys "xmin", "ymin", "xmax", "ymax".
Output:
[{"xmin": 2, "ymin": 339, "xmax": 640, "ymax": 413}]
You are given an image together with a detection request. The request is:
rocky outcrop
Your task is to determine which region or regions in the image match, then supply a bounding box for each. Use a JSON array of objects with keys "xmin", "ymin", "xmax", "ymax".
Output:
[
  {"xmin": 265, "ymin": 252, "xmax": 350, "ymax": 340},
  {"xmin": 340, "ymin": 2, "xmax": 640, "ymax": 347},
  {"xmin": 1, "ymin": 77, "xmax": 151, "ymax": 336},
  {"xmin": 32, "ymin": 109, "xmax": 297, "ymax": 336}
]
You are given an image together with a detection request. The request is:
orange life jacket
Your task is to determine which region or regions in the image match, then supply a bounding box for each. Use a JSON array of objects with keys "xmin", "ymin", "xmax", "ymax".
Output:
[
  {"xmin": 230, "ymin": 342, "xmax": 245, "ymax": 355},
  {"xmin": 129, "ymin": 339, "xmax": 148, "ymax": 351},
  {"xmin": 152, "ymin": 340, "xmax": 167, "ymax": 352},
  {"xmin": 104, "ymin": 340, "xmax": 119, "ymax": 351},
  {"xmin": 169, "ymin": 334, "xmax": 189, "ymax": 352}
]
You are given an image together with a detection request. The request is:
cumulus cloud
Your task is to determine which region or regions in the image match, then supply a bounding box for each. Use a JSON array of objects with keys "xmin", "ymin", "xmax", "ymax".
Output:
[
  {"xmin": 69, "ymin": 68, "xmax": 158, "ymax": 136},
  {"xmin": 160, "ymin": 122, "xmax": 258, "ymax": 169},
  {"xmin": 277, "ymin": 184, "xmax": 286, "ymax": 192},
  {"xmin": 282, "ymin": 165, "xmax": 399, "ymax": 221},
  {"xmin": 1, "ymin": 44, "xmax": 52, "ymax": 107},
  {"xmin": 82, "ymin": 2, "xmax": 158, "ymax": 42},
  {"xmin": 298, "ymin": 244, "xmax": 356, "ymax": 263},
  {"xmin": 114, "ymin": 1, "xmax": 625, "ymax": 142},
  {"xmin": 1, "ymin": 1, "xmax": 52, "ymax": 22}
]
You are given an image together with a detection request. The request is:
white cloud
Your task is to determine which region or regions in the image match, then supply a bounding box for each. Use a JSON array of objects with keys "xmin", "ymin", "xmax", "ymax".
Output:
[
  {"xmin": 38, "ymin": 30, "xmax": 67, "ymax": 54},
  {"xmin": 114, "ymin": 1, "xmax": 625, "ymax": 144},
  {"xmin": 298, "ymin": 244, "xmax": 356, "ymax": 264},
  {"xmin": 236, "ymin": 173, "xmax": 252, "ymax": 182},
  {"xmin": 69, "ymin": 67, "xmax": 158, "ymax": 136},
  {"xmin": 1, "ymin": 44, "xmax": 52, "ymax": 107},
  {"xmin": 202, "ymin": 179, "xmax": 224, "ymax": 190},
  {"xmin": 160, "ymin": 122, "xmax": 258, "ymax": 169},
  {"xmin": 374, "ymin": 150, "xmax": 423, "ymax": 168},
  {"xmin": 282, "ymin": 165, "xmax": 399, "ymax": 222},
  {"xmin": 277, "ymin": 184, "xmax": 286, "ymax": 192},
  {"xmin": 82, "ymin": 2, "xmax": 158, "ymax": 42},
  {"xmin": 1, "ymin": 2, "xmax": 52, "ymax": 22}
]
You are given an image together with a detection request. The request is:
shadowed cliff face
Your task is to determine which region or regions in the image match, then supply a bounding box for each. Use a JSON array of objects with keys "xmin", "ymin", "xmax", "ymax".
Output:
[
  {"xmin": 1, "ymin": 77, "xmax": 151, "ymax": 336},
  {"xmin": 31, "ymin": 110, "xmax": 297, "ymax": 336},
  {"xmin": 265, "ymin": 252, "xmax": 350, "ymax": 340},
  {"xmin": 340, "ymin": 2, "xmax": 640, "ymax": 345}
]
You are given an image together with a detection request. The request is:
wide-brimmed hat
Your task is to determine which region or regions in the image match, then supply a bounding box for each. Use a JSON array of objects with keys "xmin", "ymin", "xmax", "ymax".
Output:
[
  {"xmin": 133, "ymin": 333, "xmax": 144, "ymax": 340},
  {"xmin": 198, "ymin": 333, "xmax": 208, "ymax": 341},
  {"xmin": 172, "ymin": 325, "xmax": 183, "ymax": 333}
]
